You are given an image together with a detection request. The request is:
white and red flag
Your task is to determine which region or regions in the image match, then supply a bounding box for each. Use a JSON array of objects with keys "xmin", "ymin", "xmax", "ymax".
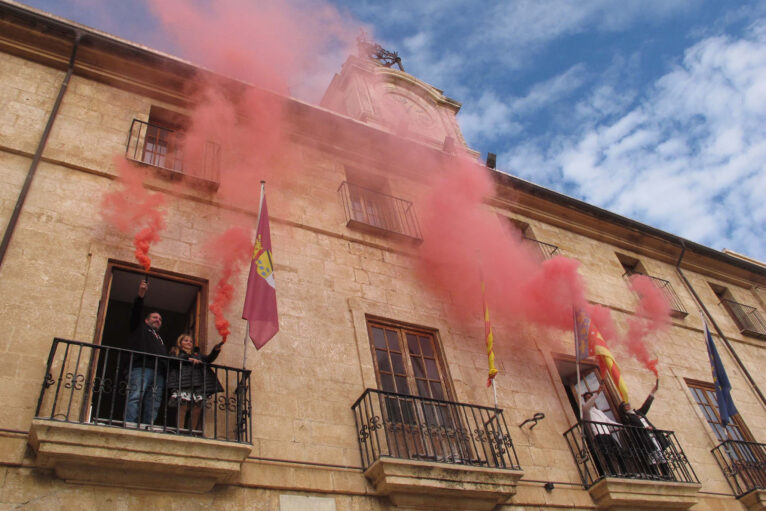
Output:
[{"xmin": 242, "ymin": 184, "xmax": 278, "ymax": 349}]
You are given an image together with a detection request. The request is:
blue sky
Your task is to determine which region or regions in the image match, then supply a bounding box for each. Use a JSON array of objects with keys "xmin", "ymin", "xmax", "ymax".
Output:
[{"xmin": 22, "ymin": 0, "xmax": 766, "ymax": 261}]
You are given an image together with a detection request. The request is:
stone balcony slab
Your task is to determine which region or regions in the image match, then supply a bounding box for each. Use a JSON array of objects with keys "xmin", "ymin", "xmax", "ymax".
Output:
[
  {"xmin": 740, "ymin": 489, "xmax": 766, "ymax": 511},
  {"xmin": 588, "ymin": 477, "xmax": 702, "ymax": 511},
  {"xmin": 28, "ymin": 418, "xmax": 251, "ymax": 493},
  {"xmin": 364, "ymin": 457, "xmax": 523, "ymax": 511}
]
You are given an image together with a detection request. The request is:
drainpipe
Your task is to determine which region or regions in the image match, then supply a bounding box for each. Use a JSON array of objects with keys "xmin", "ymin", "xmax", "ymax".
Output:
[
  {"xmin": 0, "ymin": 30, "xmax": 83, "ymax": 270},
  {"xmin": 675, "ymin": 240, "xmax": 766, "ymax": 408}
]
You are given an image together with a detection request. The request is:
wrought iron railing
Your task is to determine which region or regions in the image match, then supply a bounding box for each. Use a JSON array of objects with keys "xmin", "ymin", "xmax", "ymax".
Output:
[
  {"xmin": 564, "ymin": 421, "xmax": 698, "ymax": 488},
  {"xmin": 338, "ymin": 182, "xmax": 422, "ymax": 242},
  {"xmin": 721, "ymin": 299, "xmax": 766, "ymax": 339},
  {"xmin": 35, "ymin": 338, "xmax": 252, "ymax": 443},
  {"xmin": 125, "ymin": 119, "xmax": 221, "ymax": 187},
  {"xmin": 624, "ymin": 271, "xmax": 687, "ymax": 317},
  {"xmin": 712, "ymin": 440, "xmax": 766, "ymax": 496},
  {"xmin": 352, "ymin": 388, "xmax": 520, "ymax": 470},
  {"xmin": 523, "ymin": 237, "xmax": 560, "ymax": 260}
]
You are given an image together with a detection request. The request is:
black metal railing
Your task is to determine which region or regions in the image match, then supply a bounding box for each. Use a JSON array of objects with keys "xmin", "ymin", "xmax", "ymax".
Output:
[
  {"xmin": 524, "ymin": 237, "xmax": 560, "ymax": 260},
  {"xmin": 712, "ymin": 440, "xmax": 766, "ymax": 496},
  {"xmin": 646, "ymin": 275, "xmax": 687, "ymax": 317},
  {"xmin": 564, "ymin": 421, "xmax": 698, "ymax": 488},
  {"xmin": 352, "ymin": 388, "xmax": 520, "ymax": 471},
  {"xmin": 35, "ymin": 338, "xmax": 252, "ymax": 443},
  {"xmin": 624, "ymin": 271, "xmax": 688, "ymax": 317},
  {"xmin": 338, "ymin": 182, "xmax": 422, "ymax": 241},
  {"xmin": 125, "ymin": 119, "xmax": 221, "ymax": 187},
  {"xmin": 721, "ymin": 299, "xmax": 766, "ymax": 339}
]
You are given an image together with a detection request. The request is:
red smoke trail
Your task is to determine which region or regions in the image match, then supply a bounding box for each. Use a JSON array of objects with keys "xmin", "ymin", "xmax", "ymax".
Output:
[
  {"xmin": 137, "ymin": 0, "xmax": 670, "ymax": 373},
  {"xmin": 415, "ymin": 153, "xmax": 588, "ymax": 332},
  {"xmin": 622, "ymin": 274, "xmax": 671, "ymax": 376},
  {"xmin": 101, "ymin": 158, "xmax": 167, "ymax": 272},
  {"xmin": 138, "ymin": 0, "xmax": 359, "ymax": 340},
  {"xmin": 204, "ymin": 226, "xmax": 253, "ymax": 343},
  {"xmin": 147, "ymin": 0, "xmax": 357, "ymax": 98}
]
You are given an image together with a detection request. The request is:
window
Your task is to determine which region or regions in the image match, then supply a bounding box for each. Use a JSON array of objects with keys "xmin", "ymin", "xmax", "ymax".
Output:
[
  {"xmin": 686, "ymin": 379, "xmax": 765, "ymax": 495},
  {"xmin": 686, "ymin": 380, "xmax": 752, "ymax": 442},
  {"xmin": 367, "ymin": 318, "xmax": 464, "ymax": 461},
  {"xmin": 140, "ymin": 106, "xmax": 187, "ymax": 172},
  {"xmin": 501, "ymin": 216, "xmax": 560, "ymax": 260},
  {"xmin": 338, "ymin": 167, "xmax": 422, "ymax": 241},
  {"xmin": 616, "ymin": 253, "xmax": 687, "ymax": 317},
  {"xmin": 711, "ymin": 284, "xmax": 766, "ymax": 339},
  {"xmin": 125, "ymin": 106, "xmax": 221, "ymax": 188},
  {"xmin": 368, "ymin": 319, "xmax": 450, "ymax": 401}
]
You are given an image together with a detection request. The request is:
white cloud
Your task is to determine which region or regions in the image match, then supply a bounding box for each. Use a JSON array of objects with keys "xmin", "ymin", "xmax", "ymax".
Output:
[
  {"xmin": 507, "ymin": 20, "xmax": 766, "ymax": 259},
  {"xmin": 459, "ymin": 64, "xmax": 587, "ymax": 145},
  {"xmin": 477, "ymin": 0, "xmax": 696, "ymax": 67}
]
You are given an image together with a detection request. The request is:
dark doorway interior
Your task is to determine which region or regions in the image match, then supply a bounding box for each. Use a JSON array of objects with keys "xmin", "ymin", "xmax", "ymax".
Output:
[{"xmin": 90, "ymin": 266, "xmax": 203, "ymax": 425}]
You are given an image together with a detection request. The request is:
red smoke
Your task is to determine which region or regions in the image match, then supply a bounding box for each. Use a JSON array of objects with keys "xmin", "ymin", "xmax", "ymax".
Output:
[
  {"xmin": 147, "ymin": 0, "xmax": 357, "ymax": 98},
  {"xmin": 623, "ymin": 274, "xmax": 671, "ymax": 376},
  {"xmin": 101, "ymin": 158, "xmax": 167, "ymax": 272},
  {"xmin": 123, "ymin": 0, "xmax": 673, "ymax": 375},
  {"xmin": 135, "ymin": 0, "xmax": 359, "ymax": 338},
  {"xmin": 414, "ymin": 153, "xmax": 587, "ymax": 333},
  {"xmin": 204, "ymin": 226, "xmax": 253, "ymax": 343}
]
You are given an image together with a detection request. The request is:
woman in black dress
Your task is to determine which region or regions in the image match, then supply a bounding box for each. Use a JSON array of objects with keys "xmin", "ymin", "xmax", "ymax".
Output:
[{"xmin": 167, "ymin": 334, "xmax": 223, "ymax": 433}]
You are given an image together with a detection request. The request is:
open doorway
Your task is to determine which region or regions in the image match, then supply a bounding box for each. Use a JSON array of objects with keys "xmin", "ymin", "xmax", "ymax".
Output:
[
  {"xmin": 88, "ymin": 261, "xmax": 207, "ymax": 425},
  {"xmin": 555, "ymin": 355, "xmax": 620, "ymax": 422}
]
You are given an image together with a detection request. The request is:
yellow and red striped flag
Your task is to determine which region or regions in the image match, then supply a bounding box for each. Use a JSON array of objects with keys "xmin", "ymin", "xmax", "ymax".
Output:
[
  {"xmin": 575, "ymin": 309, "xmax": 629, "ymax": 402},
  {"xmin": 482, "ymin": 281, "xmax": 498, "ymax": 387}
]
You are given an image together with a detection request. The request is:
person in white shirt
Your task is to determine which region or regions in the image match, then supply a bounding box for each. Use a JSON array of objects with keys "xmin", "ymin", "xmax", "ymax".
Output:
[{"xmin": 582, "ymin": 384, "xmax": 627, "ymax": 476}]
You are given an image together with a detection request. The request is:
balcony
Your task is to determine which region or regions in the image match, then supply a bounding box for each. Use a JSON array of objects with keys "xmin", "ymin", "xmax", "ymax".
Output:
[
  {"xmin": 29, "ymin": 338, "xmax": 251, "ymax": 492},
  {"xmin": 564, "ymin": 421, "xmax": 700, "ymax": 510},
  {"xmin": 625, "ymin": 271, "xmax": 688, "ymax": 318},
  {"xmin": 523, "ymin": 236, "xmax": 560, "ymax": 260},
  {"xmin": 125, "ymin": 119, "xmax": 221, "ymax": 190},
  {"xmin": 711, "ymin": 440, "xmax": 766, "ymax": 507},
  {"xmin": 721, "ymin": 299, "xmax": 766, "ymax": 339},
  {"xmin": 352, "ymin": 389, "xmax": 522, "ymax": 510},
  {"xmin": 338, "ymin": 182, "xmax": 422, "ymax": 243}
]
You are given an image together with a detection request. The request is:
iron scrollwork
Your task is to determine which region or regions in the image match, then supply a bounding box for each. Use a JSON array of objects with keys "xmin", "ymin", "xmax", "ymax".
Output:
[
  {"xmin": 359, "ymin": 415, "xmax": 383, "ymax": 442},
  {"xmin": 63, "ymin": 372, "xmax": 85, "ymax": 390}
]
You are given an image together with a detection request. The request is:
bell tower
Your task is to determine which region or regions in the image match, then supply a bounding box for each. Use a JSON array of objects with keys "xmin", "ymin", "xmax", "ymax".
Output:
[{"xmin": 321, "ymin": 34, "xmax": 477, "ymax": 157}]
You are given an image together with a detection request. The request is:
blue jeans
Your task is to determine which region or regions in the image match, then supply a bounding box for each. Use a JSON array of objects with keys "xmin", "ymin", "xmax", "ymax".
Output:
[{"xmin": 125, "ymin": 367, "xmax": 165, "ymax": 425}]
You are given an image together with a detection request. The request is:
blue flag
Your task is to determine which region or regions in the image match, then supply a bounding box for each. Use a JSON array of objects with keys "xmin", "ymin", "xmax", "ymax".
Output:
[{"xmin": 704, "ymin": 321, "xmax": 738, "ymax": 426}]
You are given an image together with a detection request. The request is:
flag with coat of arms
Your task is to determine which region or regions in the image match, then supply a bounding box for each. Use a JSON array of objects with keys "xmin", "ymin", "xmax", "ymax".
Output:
[{"xmin": 242, "ymin": 186, "xmax": 278, "ymax": 349}]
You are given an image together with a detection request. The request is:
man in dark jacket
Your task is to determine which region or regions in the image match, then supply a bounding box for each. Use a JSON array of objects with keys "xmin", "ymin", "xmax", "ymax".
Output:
[
  {"xmin": 618, "ymin": 379, "xmax": 671, "ymax": 479},
  {"xmin": 125, "ymin": 280, "xmax": 168, "ymax": 426}
]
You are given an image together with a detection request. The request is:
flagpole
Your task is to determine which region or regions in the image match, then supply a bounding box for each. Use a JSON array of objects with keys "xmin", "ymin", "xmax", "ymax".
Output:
[
  {"xmin": 491, "ymin": 378, "xmax": 498, "ymax": 410},
  {"xmin": 574, "ymin": 307, "xmax": 583, "ymax": 423},
  {"xmin": 242, "ymin": 180, "xmax": 267, "ymax": 371}
]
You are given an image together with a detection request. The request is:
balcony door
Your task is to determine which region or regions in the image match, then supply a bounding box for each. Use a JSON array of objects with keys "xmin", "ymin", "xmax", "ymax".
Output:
[
  {"xmin": 87, "ymin": 262, "xmax": 207, "ymax": 425},
  {"xmin": 686, "ymin": 379, "xmax": 764, "ymax": 492},
  {"xmin": 368, "ymin": 319, "xmax": 473, "ymax": 462},
  {"xmin": 556, "ymin": 356, "xmax": 621, "ymax": 422}
]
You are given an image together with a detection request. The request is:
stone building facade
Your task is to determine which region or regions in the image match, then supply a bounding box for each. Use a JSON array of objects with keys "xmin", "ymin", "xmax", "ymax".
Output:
[{"xmin": 0, "ymin": 1, "xmax": 764, "ymax": 509}]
